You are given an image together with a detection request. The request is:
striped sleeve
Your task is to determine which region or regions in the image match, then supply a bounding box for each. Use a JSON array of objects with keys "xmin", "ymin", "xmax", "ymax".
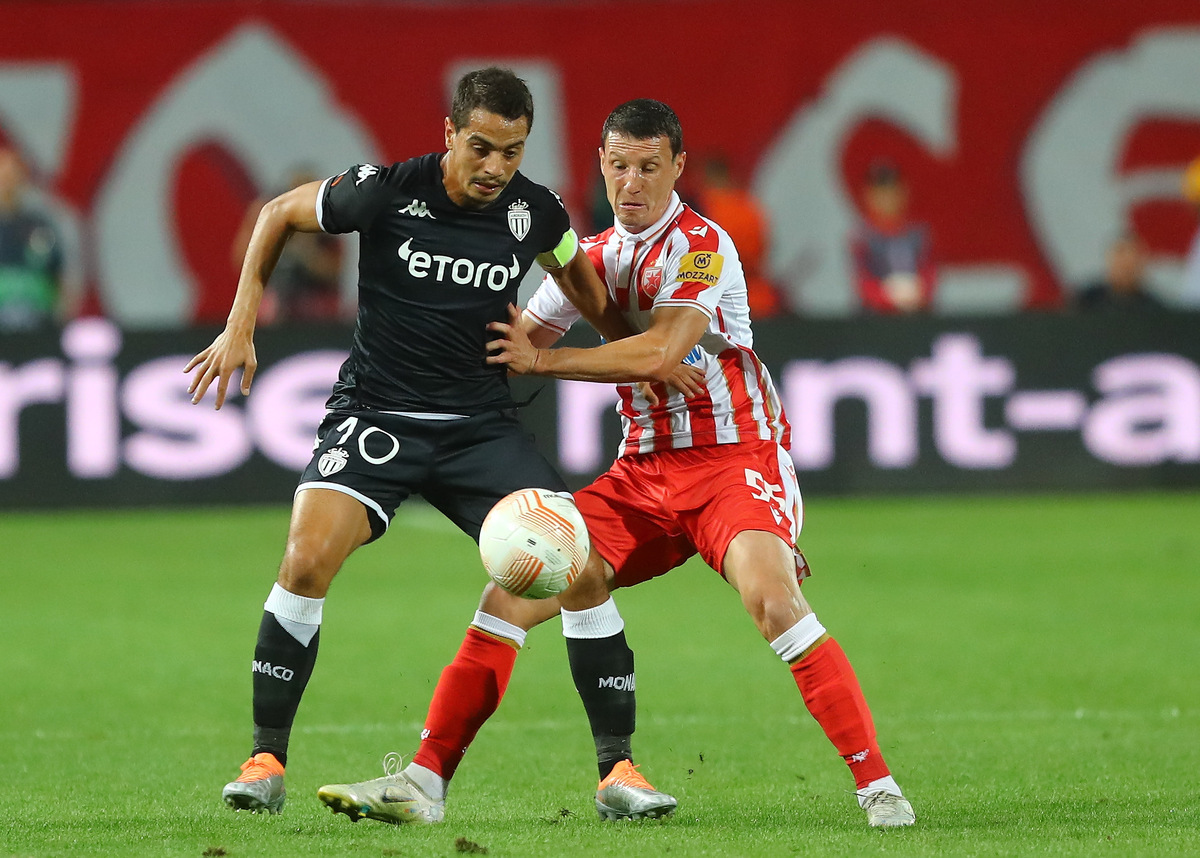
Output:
[
  {"xmin": 653, "ymin": 208, "xmax": 740, "ymax": 317},
  {"xmin": 524, "ymin": 274, "xmax": 581, "ymax": 335}
]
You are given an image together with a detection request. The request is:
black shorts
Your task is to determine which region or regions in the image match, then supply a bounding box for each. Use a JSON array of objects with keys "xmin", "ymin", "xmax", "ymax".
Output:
[{"xmin": 297, "ymin": 409, "xmax": 567, "ymax": 542}]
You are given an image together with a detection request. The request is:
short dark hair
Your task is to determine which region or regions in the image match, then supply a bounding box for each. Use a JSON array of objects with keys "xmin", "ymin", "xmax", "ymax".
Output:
[
  {"xmin": 450, "ymin": 67, "xmax": 534, "ymax": 132},
  {"xmin": 601, "ymin": 99, "xmax": 684, "ymax": 157}
]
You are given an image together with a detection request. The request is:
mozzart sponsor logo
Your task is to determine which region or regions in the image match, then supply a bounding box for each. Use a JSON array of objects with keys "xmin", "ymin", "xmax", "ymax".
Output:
[{"xmin": 557, "ymin": 333, "xmax": 1200, "ymax": 473}]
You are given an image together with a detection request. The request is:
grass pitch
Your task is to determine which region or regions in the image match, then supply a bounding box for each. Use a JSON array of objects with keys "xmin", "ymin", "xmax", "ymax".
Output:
[{"xmin": 2, "ymin": 492, "xmax": 1198, "ymax": 857}]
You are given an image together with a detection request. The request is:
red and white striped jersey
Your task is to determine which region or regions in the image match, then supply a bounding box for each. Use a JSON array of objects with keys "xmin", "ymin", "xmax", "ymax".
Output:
[{"xmin": 526, "ymin": 192, "xmax": 790, "ymax": 458}]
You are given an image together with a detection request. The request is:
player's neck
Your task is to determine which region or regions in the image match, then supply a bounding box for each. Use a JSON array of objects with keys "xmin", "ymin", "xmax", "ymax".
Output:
[{"xmin": 439, "ymin": 153, "xmax": 490, "ymax": 211}]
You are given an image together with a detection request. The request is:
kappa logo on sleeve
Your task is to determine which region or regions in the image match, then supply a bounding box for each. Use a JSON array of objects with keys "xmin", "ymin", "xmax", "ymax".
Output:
[
  {"xmin": 355, "ymin": 164, "xmax": 379, "ymax": 186},
  {"xmin": 677, "ymin": 251, "xmax": 724, "ymax": 287}
]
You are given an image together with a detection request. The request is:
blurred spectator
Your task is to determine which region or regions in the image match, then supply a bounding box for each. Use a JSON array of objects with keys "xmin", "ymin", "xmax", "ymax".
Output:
[
  {"xmin": 232, "ymin": 166, "xmax": 344, "ymax": 324},
  {"xmin": 696, "ymin": 153, "xmax": 789, "ymax": 318},
  {"xmin": 1180, "ymin": 155, "xmax": 1200, "ymax": 309},
  {"xmin": 850, "ymin": 161, "xmax": 935, "ymax": 314},
  {"xmin": 588, "ymin": 172, "xmax": 614, "ymax": 236},
  {"xmin": 0, "ymin": 146, "xmax": 64, "ymax": 331},
  {"xmin": 1075, "ymin": 233, "xmax": 1165, "ymax": 312}
]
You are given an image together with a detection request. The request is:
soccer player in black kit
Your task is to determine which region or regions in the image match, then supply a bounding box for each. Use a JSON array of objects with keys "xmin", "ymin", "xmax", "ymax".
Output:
[{"xmin": 186, "ymin": 68, "xmax": 675, "ymax": 821}]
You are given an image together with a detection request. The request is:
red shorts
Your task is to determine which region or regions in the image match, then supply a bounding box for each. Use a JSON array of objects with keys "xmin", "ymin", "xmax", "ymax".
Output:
[{"xmin": 574, "ymin": 440, "xmax": 806, "ymax": 589}]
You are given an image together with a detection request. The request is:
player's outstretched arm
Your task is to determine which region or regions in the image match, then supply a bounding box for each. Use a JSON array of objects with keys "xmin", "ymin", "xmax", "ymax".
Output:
[
  {"xmin": 517, "ymin": 306, "xmax": 702, "ymax": 400},
  {"xmin": 185, "ymin": 182, "xmax": 323, "ymax": 409},
  {"xmin": 487, "ymin": 303, "xmax": 709, "ymax": 385},
  {"xmin": 548, "ymin": 247, "xmax": 636, "ymax": 343}
]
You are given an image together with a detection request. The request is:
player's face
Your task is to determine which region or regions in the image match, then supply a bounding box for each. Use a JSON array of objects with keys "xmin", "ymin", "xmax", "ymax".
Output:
[
  {"xmin": 600, "ymin": 133, "xmax": 685, "ymax": 234},
  {"xmin": 442, "ymin": 109, "xmax": 528, "ymax": 209}
]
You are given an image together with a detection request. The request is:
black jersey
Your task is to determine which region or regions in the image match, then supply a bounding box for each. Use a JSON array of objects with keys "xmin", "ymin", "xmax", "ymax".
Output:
[{"xmin": 316, "ymin": 153, "xmax": 571, "ymax": 414}]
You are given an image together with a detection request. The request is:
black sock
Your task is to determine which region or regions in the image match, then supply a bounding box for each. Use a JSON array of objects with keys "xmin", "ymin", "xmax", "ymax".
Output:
[
  {"xmin": 249, "ymin": 611, "xmax": 319, "ymax": 766},
  {"xmin": 565, "ymin": 632, "xmax": 636, "ymax": 779}
]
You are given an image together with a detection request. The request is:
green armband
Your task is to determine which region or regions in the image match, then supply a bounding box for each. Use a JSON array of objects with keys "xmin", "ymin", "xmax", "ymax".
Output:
[{"xmin": 536, "ymin": 228, "xmax": 579, "ymax": 270}]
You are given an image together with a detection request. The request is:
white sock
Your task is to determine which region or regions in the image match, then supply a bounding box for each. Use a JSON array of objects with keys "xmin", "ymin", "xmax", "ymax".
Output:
[
  {"xmin": 856, "ymin": 775, "xmax": 903, "ymax": 806},
  {"xmin": 404, "ymin": 762, "xmax": 447, "ymax": 801},
  {"xmin": 769, "ymin": 614, "xmax": 826, "ymax": 662},
  {"xmin": 471, "ymin": 610, "xmax": 527, "ymax": 648},
  {"xmin": 264, "ymin": 582, "xmax": 323, "ymax": 646},
  {"xmin": 560, "ymin": 597, "xmax": 624, "ymax": 639}
]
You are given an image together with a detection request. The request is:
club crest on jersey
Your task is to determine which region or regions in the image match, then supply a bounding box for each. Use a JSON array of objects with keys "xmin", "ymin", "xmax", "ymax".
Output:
[
  {"xmin": 641, "ymin": 265, "xmax": 663, "ymax": 297},
  {"xmin": 507, "ymin": 200, "xmax": 531, "ymax": 241},
  {"xmin": 318, "ymin": 447, "xmax": 350, "ymax": 477}
]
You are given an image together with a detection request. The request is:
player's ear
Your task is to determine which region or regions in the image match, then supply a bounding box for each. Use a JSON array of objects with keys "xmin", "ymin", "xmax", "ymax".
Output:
[
  {"xmin": 674, "ymin": 151, "xmax": 687, "ymax": 180},
  {"xmin": 444, "ymin": 118, "xmax": 455, "ymax": 150}
]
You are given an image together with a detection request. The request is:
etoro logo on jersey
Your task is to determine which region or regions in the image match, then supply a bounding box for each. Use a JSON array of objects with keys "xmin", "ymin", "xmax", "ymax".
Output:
[{"xmin": 396, "ymin": 238, "xmax": 520, "ymax": 291}]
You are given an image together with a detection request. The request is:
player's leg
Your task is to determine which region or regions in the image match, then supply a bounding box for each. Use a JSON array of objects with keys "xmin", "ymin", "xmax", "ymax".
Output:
[
  {"xmin": 563, "ymin": 467, "xmax": 685, "ymax": 820},
  {"xmin": 686, "ymin": 441, "xmax": 914, "ymax": 826},
  {"xmin": 319, "ymin": 410, "xmax": 571, "ymax": 824},
  {"xmin": 223, "ymin": 487, "xmax": 373, "ymax": 813},
  {"xmin": 320, "ymin": 586, "xmax": 566, "ymax": 825},
  {"xmin": 722, "ymin": 533, "xmax": 912, "ymax": 826},
  {"xmin": 403, "ymin": 583, "xmax": 562, "ymax": 801}
]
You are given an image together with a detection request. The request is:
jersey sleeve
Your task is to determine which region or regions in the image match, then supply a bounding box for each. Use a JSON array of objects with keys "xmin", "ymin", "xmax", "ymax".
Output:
[
  {"xmin": 524, "ymin": 274, "xmax": 582, "ymax": 335},
  {"xmin": 316, "ymin": 164, "xmax": 394, "ymax": 234},
  {"xmin": 654, "ymin": 218, "xmax": 741, "ymax": 318},
  {"xmin": 533, "ymin": 188, "xmax": 575, "ymax": 267}
]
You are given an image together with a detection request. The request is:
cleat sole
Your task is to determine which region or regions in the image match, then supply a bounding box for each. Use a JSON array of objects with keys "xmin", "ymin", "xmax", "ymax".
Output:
[
  {"xmin": 596, "ymin": 802, "xmax": 675, "ymax": 822},
  {"xmin": 318, "ymin": 789, "xmax": 377, "ymax": 824},
  {"xmin": 222, "ymin": 787, "xmax": 285, "ymax": 815},
  {"xmin": 223, "ymin": 794, "xmax": 284, "ymax": 815}
]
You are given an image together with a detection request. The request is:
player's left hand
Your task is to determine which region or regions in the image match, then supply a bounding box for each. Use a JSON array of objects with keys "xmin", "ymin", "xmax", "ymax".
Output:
[{"xmin": 486, "ymin": 304, "xmax": 542, "ymax": 375}]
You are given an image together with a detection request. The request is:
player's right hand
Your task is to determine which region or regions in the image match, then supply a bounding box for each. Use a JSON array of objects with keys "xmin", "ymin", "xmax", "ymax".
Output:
[
  {"xmin": 184, "ymin": 327, "xmax": 257, "ymax": 409},
  {"xmin": 641, "ymin": 362, "xmax": 706, "ymax": 405}
]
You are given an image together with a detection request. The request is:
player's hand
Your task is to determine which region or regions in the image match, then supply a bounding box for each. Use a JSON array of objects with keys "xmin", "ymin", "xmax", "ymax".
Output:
[
  {"xmin": 640, "ymin": 362, "xmax": 705, "ymax": 406},
  {"xmin": 184, "ymin": 326, "xmax": 257, "ymax": 409},
  {"xmin": 486, "ymin": 304, "xmax": 542, "ymax": 375},
  {"xmin": 666, "ymin": 362, "xmax": 705, "ymax": 399}
]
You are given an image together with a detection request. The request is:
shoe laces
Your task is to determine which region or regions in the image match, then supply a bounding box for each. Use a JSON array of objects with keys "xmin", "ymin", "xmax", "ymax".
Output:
[
  {"xmin": 601, "ymin": 760, "xmax": 653, "ymax": 790},
  {"xmin": 382, "ymin": 751, "xmax": 405, "ymax": 778},
  {"xmin": 237, "ymin": 753, "xmax": 284, "ymax": 782},
  {"xmin": 860, "ymin": 790, "xmax": 904, "ymax": 811}
]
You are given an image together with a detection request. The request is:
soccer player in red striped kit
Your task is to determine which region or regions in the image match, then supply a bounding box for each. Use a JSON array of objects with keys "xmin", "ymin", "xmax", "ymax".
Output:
[{"xmin": 321, "ymin": 99, "xmax": 915, "ymax": 828}]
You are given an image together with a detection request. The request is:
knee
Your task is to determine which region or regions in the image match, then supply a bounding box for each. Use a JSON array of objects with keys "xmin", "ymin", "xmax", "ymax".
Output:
[
  {"xmin": 278, "ymin": 537, "xmax": 343, "ymax": 597},
  {"xmin": 559, "ymin": 548, "xmax": 612, "ymax": 611},
  {"xmin": 740, "ymin": 581, "xmax": 807, "ymax": 641}
]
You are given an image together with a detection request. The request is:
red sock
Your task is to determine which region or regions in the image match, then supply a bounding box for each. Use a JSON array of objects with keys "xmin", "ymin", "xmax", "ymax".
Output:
[
  {"xmin": 412, "ymin": 627, "xmax": 518, "ymax": 781},
  {"xmin": 789, "ymin": 638, "xmax": 890, "ymax": 788}
]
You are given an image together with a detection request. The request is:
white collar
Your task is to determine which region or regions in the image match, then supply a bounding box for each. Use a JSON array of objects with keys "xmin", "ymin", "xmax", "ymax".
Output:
[{"xmin": 612, "ymin": 192, "xmax": 684, "ymax": 243}]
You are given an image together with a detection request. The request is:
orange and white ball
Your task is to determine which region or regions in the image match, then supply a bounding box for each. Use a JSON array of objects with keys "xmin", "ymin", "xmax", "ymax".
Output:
[{"xmin": 479, "ymin": 488, "xmax": 590, "ymax": 599}]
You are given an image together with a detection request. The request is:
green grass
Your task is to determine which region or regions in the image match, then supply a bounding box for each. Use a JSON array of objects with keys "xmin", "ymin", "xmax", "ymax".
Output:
[{"xmin": 3, "ymin": 492, "xmax": 1198, "ymax": 857}]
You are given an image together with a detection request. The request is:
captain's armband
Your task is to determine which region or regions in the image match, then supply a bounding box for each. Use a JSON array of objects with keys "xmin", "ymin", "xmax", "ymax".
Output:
[{"xmin": 536, "ymin": 228, "xmax": 579, "ymax": 270}]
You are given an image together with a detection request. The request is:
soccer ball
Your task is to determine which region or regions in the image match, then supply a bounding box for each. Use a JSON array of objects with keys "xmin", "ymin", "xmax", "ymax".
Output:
[{"xmin": 479, "ymin": 488, "xmax": 590, "ymax": 599}]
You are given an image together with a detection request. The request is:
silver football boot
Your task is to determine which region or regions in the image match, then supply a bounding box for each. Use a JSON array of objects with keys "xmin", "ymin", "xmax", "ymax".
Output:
[
  {"xmin": 222, "ymin": 753, "xmax": 286, "ymax": 814},
  {"xmin": 318, "ymin": 753, "xmax": 445, "ymax": 825},
  {"xmin": 859, "ymin": 790, "xmax": 916, "ymax": 827},
  {"xmin": 594, "ymin": 759, "xmax": 677, "ymax": 821}
]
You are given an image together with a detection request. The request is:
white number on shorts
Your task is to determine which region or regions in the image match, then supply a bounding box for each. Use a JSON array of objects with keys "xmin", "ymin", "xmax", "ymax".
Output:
[
  {"xmin": 328, "ymin": 416, "xmax": 400, "ymax": 466},
  {"xmin": 744, "ymin": 468, "xmax": 785, "ymax": 524},
  {"xmin": 334, "ymin": 416, "xmax": 359, "ymax": 445},
  {"xmin": 357, "ymin": 426, "xmax": 400, "ymax": 465}
]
